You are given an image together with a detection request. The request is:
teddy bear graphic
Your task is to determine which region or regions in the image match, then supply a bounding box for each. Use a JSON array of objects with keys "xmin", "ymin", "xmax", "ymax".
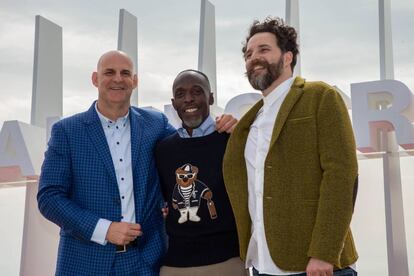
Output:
[{"xmin": 172, "ymin": 163, "xmax": 217, "ymax": 224}]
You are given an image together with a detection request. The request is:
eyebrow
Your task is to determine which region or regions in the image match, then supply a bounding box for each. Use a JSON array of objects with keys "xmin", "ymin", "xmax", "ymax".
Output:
[
  {"xmin": 246, "ymin": 43, "xmax": 271, "ymax": 52},
  {"xmin": 253, "ymin": 44, "xmax": 271, "ymax": 50}
]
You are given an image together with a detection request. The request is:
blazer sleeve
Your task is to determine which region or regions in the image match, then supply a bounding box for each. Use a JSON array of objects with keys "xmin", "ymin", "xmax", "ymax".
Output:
[
  {"xmin": 307, "ymin": 87, "xmax": 358, "ymax": 266},
  {"xmin": 37, "ymin": 122, "xmax": 101, "ymax": 241},
  {"xmin": 161, "ymin": 112, "xmax": 176, "ymax": 139}
]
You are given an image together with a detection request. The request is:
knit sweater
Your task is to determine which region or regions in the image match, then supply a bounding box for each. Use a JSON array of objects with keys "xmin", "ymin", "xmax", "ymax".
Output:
[{"xmin": 155, "ymin": 131, "xmax": 239, "ymax": 267}]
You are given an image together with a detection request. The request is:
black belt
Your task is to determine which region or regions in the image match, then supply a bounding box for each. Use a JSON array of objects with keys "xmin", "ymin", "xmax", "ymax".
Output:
[
  {"xmin": 252, "ymin": 266, "xmax": 353, "ymax": 275},
  {"xmin": 115, "ymin": 239, "xmax": 138, "ymax": 253}
]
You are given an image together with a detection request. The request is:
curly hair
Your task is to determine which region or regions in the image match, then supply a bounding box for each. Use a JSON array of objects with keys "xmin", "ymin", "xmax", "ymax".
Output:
[{"xmin": 242, "ymin": 16, "xmax": 299, "ymax": 71}]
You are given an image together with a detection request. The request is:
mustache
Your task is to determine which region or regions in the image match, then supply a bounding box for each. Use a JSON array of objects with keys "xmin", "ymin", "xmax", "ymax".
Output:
[{"xmin": 245, "ymin": 59, "xmax": 271, "ymax": 76}]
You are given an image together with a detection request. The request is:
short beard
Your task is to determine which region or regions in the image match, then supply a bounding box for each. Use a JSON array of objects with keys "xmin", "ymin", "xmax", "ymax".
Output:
[
  {"xmin": 246, "ymin": 57, "xmax": 284, "ymax": 91},
  {"xmin": 182, "ymin": 117, "xmax": 203, "ymax": 130}
]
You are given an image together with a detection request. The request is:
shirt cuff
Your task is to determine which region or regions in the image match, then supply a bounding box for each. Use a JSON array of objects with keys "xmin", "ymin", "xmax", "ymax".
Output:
[{"xmin": 90, "ymin": 218, "xmax": 111, "ymax": 245}]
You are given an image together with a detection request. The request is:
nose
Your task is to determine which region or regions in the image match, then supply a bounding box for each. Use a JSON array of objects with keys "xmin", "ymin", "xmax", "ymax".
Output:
[
  {"xmin": 246, "ymin": 54, "xmax": 259, "ymax": 68},
  {"xmin": 113, "ymin": 72, "xmax": 122, "ymax": 82},
  {"xmin": 183, "ymin": 92, "xmax": 194, "ymax": 103},
  {"xmin": 247, "ymin": 49, "xmax": 260, "ymax": 61},
  {"xmin": 247, "ymin": 56, "xmax": 265, "ymax": 71}
]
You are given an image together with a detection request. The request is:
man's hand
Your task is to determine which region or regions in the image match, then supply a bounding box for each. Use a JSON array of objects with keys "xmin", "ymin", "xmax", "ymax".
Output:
[
  {"xmin": 203, "ymin": 190, "xmax": 213, "ymax": 200},
  {"xmin": 216, "ymin": 114, "xmax": 238, "ymax": 133},
  {"xmin": 306, "ymin": 257, "xmax": 334, "ymax": 276},
  {"xmin": 106, "ymin": 222, "xmax": 142, "ymax": 245}
]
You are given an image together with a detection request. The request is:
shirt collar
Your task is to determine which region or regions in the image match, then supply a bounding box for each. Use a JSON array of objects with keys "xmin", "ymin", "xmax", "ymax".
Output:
[
  {"xmin": 95, "ymin": 102, "xmax": 129, "ymax": 128},
  {"xmin": 177, "ymin": 116, "xmax": 215, "ymax": 138},
  {"xmin": 262, "ymin": 77, "xmax": 294, "ymax": 108}
]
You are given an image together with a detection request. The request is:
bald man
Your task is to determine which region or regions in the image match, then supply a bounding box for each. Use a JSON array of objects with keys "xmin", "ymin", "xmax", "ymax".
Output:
[{"xmin": 38, "ymin": 51, "xmax": 176, "ymax": 275}]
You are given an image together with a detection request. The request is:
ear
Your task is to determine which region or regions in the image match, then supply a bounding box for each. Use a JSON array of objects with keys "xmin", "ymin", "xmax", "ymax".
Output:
[
  {"xmin": 209, "ymin": 93, "xmax": 214, "ymax": 105},
  {"xmin": 193, "ymin": 166, "xmax": 199, "ymax": 173},
  {"xmin": 283, "ymin": 51, "xmax": 293, "ymax": 68},
  {"xmin": 132, "ymin": 74, "xmax": 138, "ymax": 89},
  {"xmin": 92, "ymin": 72, "xmax": 98, "ymax": 88}
]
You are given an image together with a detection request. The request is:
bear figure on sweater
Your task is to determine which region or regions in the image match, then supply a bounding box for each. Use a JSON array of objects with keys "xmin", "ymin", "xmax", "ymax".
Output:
[{"xmin": 172, "ymin": 163, "xmax": 217, "ymax": 224}]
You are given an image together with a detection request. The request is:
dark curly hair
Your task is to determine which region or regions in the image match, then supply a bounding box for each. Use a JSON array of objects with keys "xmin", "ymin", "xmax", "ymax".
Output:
[{"xmin": 242, "ymin": 16, "xmax": 299, "ymax": 71}]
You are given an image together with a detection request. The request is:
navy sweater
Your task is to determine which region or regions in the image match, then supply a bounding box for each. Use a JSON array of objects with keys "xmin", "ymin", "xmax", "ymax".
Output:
[{"xmin": 155, "ymin": 131, "xmax": 239, "ymax": 267}]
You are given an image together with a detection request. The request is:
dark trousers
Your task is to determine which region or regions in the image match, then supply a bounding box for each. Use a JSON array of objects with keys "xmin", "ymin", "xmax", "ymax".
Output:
[
  {"xmin": 109, "ymin": 247, "xmax": 156, "ymax": 276},
  {"xmin": 252, "ymin": 266, "xmax": 357, "ymax": 276}
]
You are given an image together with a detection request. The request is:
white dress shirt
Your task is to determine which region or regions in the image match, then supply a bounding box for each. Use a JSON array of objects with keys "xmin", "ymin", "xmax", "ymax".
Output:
[
  {"xmin": 91, "ymin": 103, "xmax": 136, "ymax": 245},
  {"xmin": 244, "ymin": 77, "xmax": 304, "ymax": 275}
]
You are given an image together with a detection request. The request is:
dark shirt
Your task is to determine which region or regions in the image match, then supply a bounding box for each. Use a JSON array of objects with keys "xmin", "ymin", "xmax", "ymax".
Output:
[{"xmin": 155, "ymin": 131, "xmax": 239, "ymax": 267}]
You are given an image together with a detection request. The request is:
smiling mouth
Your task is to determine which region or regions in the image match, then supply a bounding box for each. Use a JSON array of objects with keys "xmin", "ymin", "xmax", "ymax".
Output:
[
  {"xmin": 185, "ymin": 108, "xmax": 198, "ymax": 113},
  {"xmin": 251, "ymin": 65, "xmax": 266, "ymax": 74},
  {"xmin": 253, "ymin": 65, "xmax": 264, "ymax": 71},
  {"xmin": 246, "ymin": 65, "xmax": 266, "ymax": 77},
  {"xmin": 110, "ymin": 87, "xmax": 125, "ymax": 90}
]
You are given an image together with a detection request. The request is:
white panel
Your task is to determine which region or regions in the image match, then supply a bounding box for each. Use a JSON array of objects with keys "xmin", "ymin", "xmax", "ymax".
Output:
[
  {"xmin": 285, "ymin": 0, "xmax": 301, "ymax": 77},
  {"xmin": 379, "ymin": 0, "xmax": 395, "ymax": 80},
  {"xmin": 352, "ymin": 79, "xmax": 411, "ymax": 276},
  {"xmin": 0, "ymin": 121, "xmax": 44, "ymax": 176},
  {"xmin": 198, "ymin": 0, "xmax": 217, "ymax": 104},
  {"xmin": 381, "ymin": 134, "xmax": 409, "ymax": 276},
  {"xmin": 20, "ymin": 181, "xmax": 59, "ymax": 276},
  {"xmin": 351, "ymin": 80, "xmax": 414, "ymax": 153},
  {"xmin": 31, "ymin": 16, "xmax": 62, "ymax": 129},
  {"xmin": 0, "ymin": 120, "xmax": 58, "ymax": 276},
  {"xmin": 224, "ymin": 93, "xmax": 262, "ymax": 120},
  {"xmin": 118, "ymin": 9, "xmax": 138, "ymax": 106}
]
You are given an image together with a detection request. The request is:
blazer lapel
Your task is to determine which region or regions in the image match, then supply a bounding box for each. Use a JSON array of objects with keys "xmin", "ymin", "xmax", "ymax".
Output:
[
  {"xmin": 226, "ymin": 98, "xmax": 263, "ymax": 195},
  {"xmin": 269, "ymin": 77, "xmax": 305, "ymax": 149},
  {"xmin": 237, "ymin": 99, "xmax": 264, "ymax": 143},
  {"xmin": 84, "ymin": 103, "xmax": 117, "ymax": 184},
  {"xmin": 129, "ymin": 108, "xmax": 142, "ymax": 172},
  {"xmin": 129, "ymin": 108, "xmax": 145, "ymax": 222}
]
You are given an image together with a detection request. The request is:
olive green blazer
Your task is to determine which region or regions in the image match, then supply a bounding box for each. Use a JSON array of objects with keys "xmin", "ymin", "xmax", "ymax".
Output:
[{"xmin": 223, "ymin": 77, "xmax": 358, "ymax": 271}]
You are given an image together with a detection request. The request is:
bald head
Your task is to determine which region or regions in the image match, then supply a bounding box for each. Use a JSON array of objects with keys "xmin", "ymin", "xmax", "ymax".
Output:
[
  {"xmin": 173, "ymin": 70, "xmax": 211, "ymax": 93},
  {"xmin": 92, "ymin": 50, "xmax": 138, "ymax": 120},
  {"xmin": 96, "ymin": 50, "xmax": 135, "ymax": 73}
]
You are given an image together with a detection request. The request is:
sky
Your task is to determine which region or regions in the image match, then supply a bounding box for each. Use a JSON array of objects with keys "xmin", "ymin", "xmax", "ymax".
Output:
[
  {"xmin": 0, "ymin": 0, "xmax": 413, "ymax": 275},
  {"xmin": 0, "ymin": 0, "xmax": 413, "ymax": 127}
]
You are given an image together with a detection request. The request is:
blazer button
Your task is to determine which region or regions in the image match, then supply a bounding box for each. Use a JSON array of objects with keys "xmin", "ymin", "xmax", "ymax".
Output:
[{"xmin": 266, "ymin": 165, "xmax": 272, "ymax": 169}]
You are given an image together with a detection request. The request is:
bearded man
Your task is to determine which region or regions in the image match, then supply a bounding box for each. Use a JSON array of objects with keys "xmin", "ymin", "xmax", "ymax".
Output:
[{"xmin": 223, "ymin": 17, "xmax": 359, "ymax": 276}]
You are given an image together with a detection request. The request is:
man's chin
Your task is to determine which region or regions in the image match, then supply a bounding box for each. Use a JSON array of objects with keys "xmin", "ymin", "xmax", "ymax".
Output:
[
  {"xmin": 249, "ymin": 79, "xmax": 269, "ymax": 91},
  {"xmin": 182, "ymin": 118, "xmax": 203, "ymax": 130},
  {"xmin": 252, "ymin": 69, "xmax": 267, "ymax": 77}
]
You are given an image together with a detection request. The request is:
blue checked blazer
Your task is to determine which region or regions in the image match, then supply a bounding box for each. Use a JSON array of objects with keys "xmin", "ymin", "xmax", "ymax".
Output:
[{"xmin": 37, "ymin": 102, "xmax": 175, "ymax": 275}]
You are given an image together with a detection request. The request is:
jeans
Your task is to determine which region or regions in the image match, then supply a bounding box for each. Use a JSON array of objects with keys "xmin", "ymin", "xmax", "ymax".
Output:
[{"xmin": 252, "ymin": 267, "xmax": 357, "ymax": 276}]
